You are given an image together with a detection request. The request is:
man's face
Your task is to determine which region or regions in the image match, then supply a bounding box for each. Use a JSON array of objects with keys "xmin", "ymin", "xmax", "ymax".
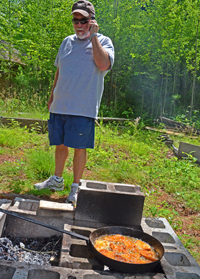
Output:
[{"xmin": 72, "ymin": 12, "xmax": 91, "ymax": 39}]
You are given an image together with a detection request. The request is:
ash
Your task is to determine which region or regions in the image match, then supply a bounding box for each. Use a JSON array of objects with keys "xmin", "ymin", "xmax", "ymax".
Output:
[{"xmin": 0, "ymin": 237, "xmax": 60, "ymax": 266}]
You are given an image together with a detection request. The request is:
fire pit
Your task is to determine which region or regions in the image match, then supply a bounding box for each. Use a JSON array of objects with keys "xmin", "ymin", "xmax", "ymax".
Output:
[
  {"xmin": 0, "ymin": 180, "xmax": 199, "ymax": 279},
  {"xmin": 0, "ymin": 235, "xmax": 61, "ymax": 265}
]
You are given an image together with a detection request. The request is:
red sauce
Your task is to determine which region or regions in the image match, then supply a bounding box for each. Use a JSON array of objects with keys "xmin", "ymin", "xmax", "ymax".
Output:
[{"xmin": 94, "ymin": 234, "xmax": 159, "ymax": 264}]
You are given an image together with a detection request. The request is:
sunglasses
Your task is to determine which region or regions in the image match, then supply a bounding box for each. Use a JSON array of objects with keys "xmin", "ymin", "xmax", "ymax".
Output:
[{"xmin": 72, "ymin": 17, "xmax": 94, "ymax": 25}]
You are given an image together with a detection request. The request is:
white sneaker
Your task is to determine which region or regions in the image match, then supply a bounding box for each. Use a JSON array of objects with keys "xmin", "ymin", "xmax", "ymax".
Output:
[
  {"xmin": 66, "ymin": 185, "xmax": 79, "ymax": 203},
  {"xmin": 34, "ymin": 176, "xmax": 64, "ymax": 191}
]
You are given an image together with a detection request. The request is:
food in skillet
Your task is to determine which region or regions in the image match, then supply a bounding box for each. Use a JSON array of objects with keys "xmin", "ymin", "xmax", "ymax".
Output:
[{"xmin": 94, "ymin": 234, "xmax": 159, "ymax": 264}]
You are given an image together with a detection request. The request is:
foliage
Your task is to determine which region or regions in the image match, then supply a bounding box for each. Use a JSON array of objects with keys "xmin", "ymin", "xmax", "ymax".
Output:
[
  {"xmin": 0, "ymin": 0, "xmax": 74, "ymax": 101},
  {"xmin": 174, "ymin": 110, "xmax": 200, "ymax": 129},
  {"xmin": 178, "ymin": 234, "xmax": 200, "ymax": 261},
  {"xmin": 1, "ymin": 0, "xmax": 200, "ymax": 119}
]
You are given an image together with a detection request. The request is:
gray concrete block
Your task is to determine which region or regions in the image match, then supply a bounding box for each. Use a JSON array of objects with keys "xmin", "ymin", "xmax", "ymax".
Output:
[
  {"xmin": 75, "ymin": 180, "xmax": 144, "ymax": 227},
  {"xmin": 37, "ymin": 200, "xmax": 74, "ymax": 219},
  {"xmin": 12, "ymin": 269, "xmax": 28, "ymax": 279},
  {"xmin": 59, "ymin": 224, "xmax": 104, "ymax": 270},
  {"xmin": 27, "ymin": 269, "xmax": 60, "ymax": 279},
  {"xmin": 3, "ymin": 214, "xmax": 70, "ymax": 238},
  {"xmin": 0, "ymin": 117, "xmax": 48, "ymax": 133},
  {"xmin": 178, "ymin": 141, "xmax": 200, "ymax": 162},
  {"xmin": 0, "ymin": 264, "xmax": 16, "ymax": 279},
  {"xmin": 0, "ymin": 261, "xmax": 167, "ymax": 279},
  {"xmin": 19, "ymin": 201, "xmax": 39, "ymax": 211},
  {"xmin": 141, "ymin": 218, "xmax": 200, "ymax": 279},
  {"xmin": 0, "ymin": 200, "xmax": 12, "ymax": 219},
  {"xmin": 13, "ymin": 197, "xmax": 40, "ymax": 211},
  {"xmin": 0, "ymin": 199, "xmax": 12, "ymax": 237}
]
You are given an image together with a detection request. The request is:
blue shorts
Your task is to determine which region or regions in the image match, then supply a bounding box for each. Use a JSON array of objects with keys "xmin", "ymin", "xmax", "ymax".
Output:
[{"xmin": 48, "ymin": 113, "xmax": 95, "ymax": 149}]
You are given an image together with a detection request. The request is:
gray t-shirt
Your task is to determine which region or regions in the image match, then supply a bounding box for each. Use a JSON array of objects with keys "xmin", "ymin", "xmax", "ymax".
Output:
[{"xmin": 49, "ymin": 33, "xmax": 114, "ymax": 119}]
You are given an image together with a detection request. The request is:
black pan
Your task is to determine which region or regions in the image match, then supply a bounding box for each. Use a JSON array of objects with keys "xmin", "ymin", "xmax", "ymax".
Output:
[
  {"xmin": 0, "ymin": 208, "xmax": 164, "ymax": 274},
  {"xmin": 89, "ymin": 226, "xmax": 164, "ymax": 273}
]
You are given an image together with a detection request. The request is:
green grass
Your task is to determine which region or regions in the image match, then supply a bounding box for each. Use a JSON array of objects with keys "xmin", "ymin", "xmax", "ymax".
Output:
[
  {"xmin": 0, "ymin": 98, "xmax": 49, "ymax": 120},
  {"xmin": 0, "ymin": 122, "xmax": 199, "ymax": 211},
  {"xmin": 0, "ymin": 120, "xmax": 200, "ymax": 264}
]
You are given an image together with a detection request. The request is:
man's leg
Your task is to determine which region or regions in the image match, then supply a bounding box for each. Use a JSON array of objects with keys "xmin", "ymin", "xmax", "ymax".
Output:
[
  {"xmin": 54, "ymin": 144, "xmax": 69, "ymax": 177},
  {"xmin": 73, "ymin": 148, "xmax": 87, "ymax": 183},
  {"xmin": 66, "ymin": 148, "xmax": 87, "ymax": 203},
  {"xmin": 34, "ymin": 144, "xmax": 69, "ymax": 190}
]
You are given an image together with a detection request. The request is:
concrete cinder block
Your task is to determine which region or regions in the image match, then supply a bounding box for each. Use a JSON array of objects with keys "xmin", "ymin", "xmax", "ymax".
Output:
[
  {"xmin": 12, "ymin": 269, "xmax": 28, "ymax": 279},
  {"xmin": 75, "ymin": 180, "xmax": 145, "ymax": 227},
  {"xmin": 3, "ymin": 214, "xmax": 69, "ymax": 238},
  {"xmin": 59, "ymin": 224, "xmax": 103, "ymax": 270},
  {"xmin": 142, "ymin": 217, "xmax": 200, "ymax": 279},
  {"xmin": 0, "ymin": 199, "xmax": 12, "ymax": 236},
  {"xmin": 27, "ymin": 269, "xmax": 60, "ymax": 279},
  {"xmin": 0, "ymin": 264, "xmax": 16, "ymax": 279},
  {"xmin": 14, "ymin": 197, "xmax": 39, "ymax": 211},
  {"xmin": 0, "ymin": 117, "xmax": 48, "ymax": 134},
  {"xmin": 0, "ymin": 262, "xmax": 167, "ymax": 279},
  {"xmin": 178, "ymin": 141, "xmax": 200, "ymax": 162},
  {"xmin": 37, "ymin": 200, "xmax": 74, "ymax": 219}
]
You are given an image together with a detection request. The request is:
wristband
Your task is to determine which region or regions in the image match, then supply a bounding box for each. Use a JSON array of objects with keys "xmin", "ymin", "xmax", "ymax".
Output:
[{"xmin": 89, "ymin": 33, "xmax": 97, "ymax": 41}]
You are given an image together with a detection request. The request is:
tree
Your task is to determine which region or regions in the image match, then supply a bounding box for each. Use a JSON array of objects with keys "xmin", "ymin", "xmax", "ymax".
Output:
[{"xmin": 1, "ymin": 0, "xmax": 200, "ymax": 121}]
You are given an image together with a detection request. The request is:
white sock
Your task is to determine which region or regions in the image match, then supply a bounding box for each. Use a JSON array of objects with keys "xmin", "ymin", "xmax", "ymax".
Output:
[
  {"xmin": 71, "ymin": 183, "xmax": 79, "ymax": 188},
  {"xmin": 53, "ymin": 175, "xmax": 63, "ymax": 183}
]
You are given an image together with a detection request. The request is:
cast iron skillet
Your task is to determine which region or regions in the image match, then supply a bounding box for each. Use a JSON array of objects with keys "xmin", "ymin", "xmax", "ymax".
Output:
[
  {"xmin": 89, "ymin": 226, "xmax": 164, "ymax": 273},
  {"xmin": 0, "ymin": 208, "xmax": 164, "ymax": 274}
]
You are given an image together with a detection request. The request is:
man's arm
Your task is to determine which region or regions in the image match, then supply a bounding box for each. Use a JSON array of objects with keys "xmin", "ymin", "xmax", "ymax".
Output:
[
  {"xmin": 48, "ymin": 68, "xmax": 59, "ymax": 111},
  {"xmin": 89, "ymin": 20, "xmax": 111, "ymax": 71}
]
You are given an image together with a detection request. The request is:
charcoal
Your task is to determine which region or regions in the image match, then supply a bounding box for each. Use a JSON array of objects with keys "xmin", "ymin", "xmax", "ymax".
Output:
[{"xmin": 0, "ymin": 236, "xmax": 61, "ymax": 266}]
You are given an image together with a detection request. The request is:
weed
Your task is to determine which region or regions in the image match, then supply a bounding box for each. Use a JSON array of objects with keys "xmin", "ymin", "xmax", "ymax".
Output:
[
  {"xmin": 0, "ymin": 99, "xmax": 49, "ymax": 120},
  {"xmin": 149, "ymin": 206, "xmax": 158, "ymax": 217},
  {"xmin": 0, "ymin": 159, "xmax": 25, "ymax": 176},
  {"xmin": 9, "ymin": 179, "xmax": 25, "ymax": 194},
  {"xmin": 29, "ymin": 122, "xmax": 43, "ymax": 133},
  {"xmin": 0, "ymin": 147, "xmax": 5, "ymax": 155},
  {"xmin": 25, "ymin": 149, "xmax": 55, "ymax": 180}
]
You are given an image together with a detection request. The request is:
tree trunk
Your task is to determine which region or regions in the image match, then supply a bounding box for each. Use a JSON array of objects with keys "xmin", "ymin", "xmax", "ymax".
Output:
[
  {"xmin": 151, "ymin": 83, "xmax": 155, "ymax": 118},
  {"xmin": 190, "ymin": 20, "xmax": 199, "ymax": 118},
  {"xmin": 170, "ymin": 63, "xmax": 177, "ymax": 117},
  {"xmin": 159, "ymin": 73, "xmax": 164, "ymax": 117},
  {"xmin": 163, "ymin": 63, "xmax": 168, "ymax": 115}
]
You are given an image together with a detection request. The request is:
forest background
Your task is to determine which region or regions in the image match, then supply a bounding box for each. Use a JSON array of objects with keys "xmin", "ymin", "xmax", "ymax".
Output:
[{"xmin": 1, "ymin": 0, "xmax": 200, "ymax": 123}]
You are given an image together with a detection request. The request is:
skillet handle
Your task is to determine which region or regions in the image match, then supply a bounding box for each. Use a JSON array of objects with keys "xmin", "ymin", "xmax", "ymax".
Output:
[
  {"xmin": 86, "ymin": 239, "xmax": 92, "ymax": 250},
  {"xmin": 0, "ymin": 208, "xmax": 88, "ymax": 242}
]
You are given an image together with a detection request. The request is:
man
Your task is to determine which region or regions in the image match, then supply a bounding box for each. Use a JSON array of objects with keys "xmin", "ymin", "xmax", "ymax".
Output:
[{"xmin": 34, "ymin": 0, "xmax": 114, "ymax": 204}]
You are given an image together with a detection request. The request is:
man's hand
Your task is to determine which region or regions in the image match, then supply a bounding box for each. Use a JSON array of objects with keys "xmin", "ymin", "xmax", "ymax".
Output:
[
  {"xmin": 89, "ymin": 19, "xmax": 99, "ymax": 35},
  {"xmin": 48, "ymin": 68, "xmax": 59, "ymax": 111},
  {"xmin": 88, "ymin": 21, "xmax": 111, "ymax": 71},
  {"xmin": 48, "ymin": 97, "xmax": 53, "ymax": 111}
]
